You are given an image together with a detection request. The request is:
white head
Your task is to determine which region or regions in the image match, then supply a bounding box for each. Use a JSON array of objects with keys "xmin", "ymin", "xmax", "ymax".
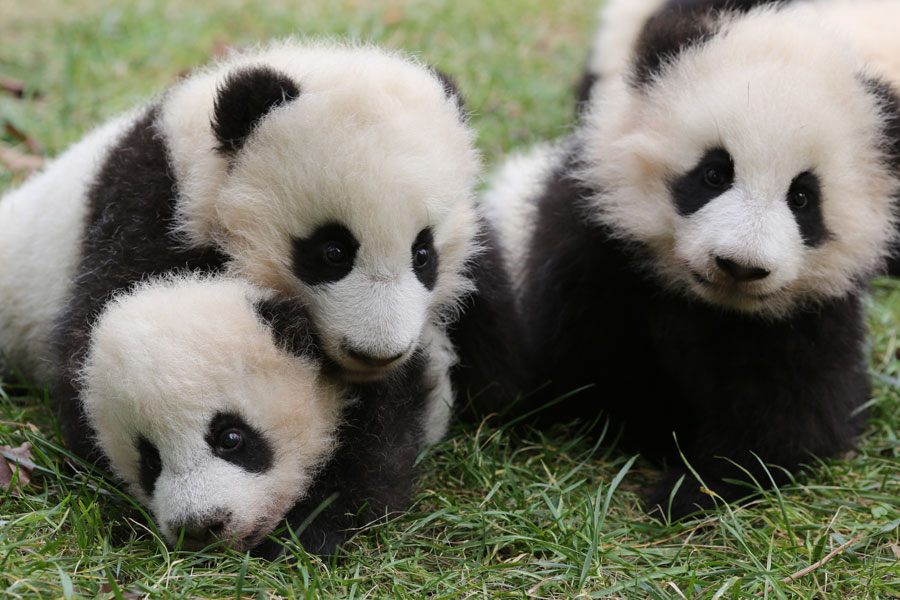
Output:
[
  {"xmin": 80, "ymin": 275, "xmax": 342, "ymax": 551},
  {"xmin": 160, "ymin": 40, "xmax": 482, "ymax": 381},
  {"xmin": 579, "ymin": 6, "xmax": 900, "ymax": 317}
]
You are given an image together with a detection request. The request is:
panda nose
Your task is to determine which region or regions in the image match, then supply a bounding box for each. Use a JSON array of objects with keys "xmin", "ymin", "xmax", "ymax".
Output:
[
  {"xmin": 715, "ymin": 256, "xmax": 770, "ymax": 282},
  {"xmin": 346, "ymin": 347, "xmax": 405, "ymax": 367},
  {"xmin": 171, "ymin": 518, "xmax": 225, "ymax": 548}
]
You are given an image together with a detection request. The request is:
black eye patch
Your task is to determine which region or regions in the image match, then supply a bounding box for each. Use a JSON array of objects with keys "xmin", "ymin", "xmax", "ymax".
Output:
[
  {"xmin": 787, "ymin": 171, "xmax": 830, "ymax": 247},
  {"xmin": 412, "ymin": 228, "xmax": 438, "ymax": 290},
  {"xmin": 204, "ymin": 412, "xmax": 273, "ymax": 474},
  {"xmin": 137, "ymin": 435, "xmax": 163, "ymax": 496},
  {"xmin": 669, "ymin": 147, "xmax": 735, "ymax": 216},
  {"xmin": 292, "ymin": 223, "xmax": 360, "ymax": 286}
]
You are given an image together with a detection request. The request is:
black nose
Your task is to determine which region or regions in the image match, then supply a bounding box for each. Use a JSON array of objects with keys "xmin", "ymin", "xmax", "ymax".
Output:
[
  {"xmin": 346, "ymin": 348, "xmax": 404, "ymax": 367},
  {"xmin": 715, "ymin": 256, "xmax": 770, "ymax": 282},
  {"xmin": 171, "ymin": 518, "xmax": 225, "ymax": 548}
]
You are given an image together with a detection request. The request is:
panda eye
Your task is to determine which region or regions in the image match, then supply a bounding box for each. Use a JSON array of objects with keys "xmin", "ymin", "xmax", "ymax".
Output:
[
  {"xmin": 703, "ymin": 167, "xmax": 727, "ymax": 188},
  {"xmin": 322, "ymin": 242, "xmax": 348, "ymax": 266},
  {"xmin": 788, "ymin": 190, "xmax": 809, "ymax": 210},
  {"xmin": 412, "ymin": 245, "xmax": 430, "ymax": 269},
  {"xmin": 217, "ymin": 428, "xmax": 244, "ymax": 452}
]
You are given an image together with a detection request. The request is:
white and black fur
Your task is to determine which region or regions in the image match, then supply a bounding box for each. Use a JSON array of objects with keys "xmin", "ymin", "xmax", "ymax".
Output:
[
  {"xmin": 488, "ymin": 1, "xmax": 900, "ymax": 517},
  {"xmin": 0, "ymin": 39, "xmax": 522, "ymax": 458},
  {"xmin": 81, "ymin": 274, "xmax": 447, "ymax": 557},
  {"xmin": 81, "ymin": 275, "xmax": 344, "ymax": 552},
  {"xmin": 575, "ymin": 0, "xmax": 800, "ymax": 107}
]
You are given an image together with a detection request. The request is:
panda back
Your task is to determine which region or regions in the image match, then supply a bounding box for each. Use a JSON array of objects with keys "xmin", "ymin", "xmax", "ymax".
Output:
[{"xmin": 0, "ymin": 112, "xmax": 136, "ymax": 382}]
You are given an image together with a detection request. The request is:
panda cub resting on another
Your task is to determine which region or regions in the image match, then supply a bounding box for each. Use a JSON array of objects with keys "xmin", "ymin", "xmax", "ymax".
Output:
[
  {"xmin": 81, "ymin": 274, "xmax": 440, "ymax": 558},
  {"xmin": 0, "ymin": 38, "xmax": 522, "ymax": 464},
  {"xmin": 486, "ymin": 1, "xmax": 900, "ymax": 517}
]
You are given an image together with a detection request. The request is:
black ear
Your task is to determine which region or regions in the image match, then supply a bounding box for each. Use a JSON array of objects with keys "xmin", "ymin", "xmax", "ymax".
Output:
[
  {"xmin": 254, "ymin": 296, "xmax": 319, "ymax": 359},
  {"xmin": 430, "ymin": 68, "xmax": 468, "ymax": 120},
  {"xmin": 212, "ymin": 65, "xmax": 301, "ymax": 156},
  {"xmin": 630, "ymin": 8, "xmax": 719, "ymax": 89}
]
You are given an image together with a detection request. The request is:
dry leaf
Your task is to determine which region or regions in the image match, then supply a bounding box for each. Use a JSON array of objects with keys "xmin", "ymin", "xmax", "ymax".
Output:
[
  {"xmin": 0, "ymin": 441, "xmax": 35, "ymax": 495},
  {"xmin": 0, "ymin": 75, "xmax": 25, "ymax": 98},
  {"xmin": 4, "ymin": 121, "xmax": 42, "ymax": 153},
  {"xmin": 98, "ymin": 583, "xmax": 142, "ymax": 599},
  {"xmin": 889, "ymin": 543, "xmax": 900, "ymax": 560},
  {"xmin": 0, "ymin": 145, "xmax": 44, "ymax": 172}
]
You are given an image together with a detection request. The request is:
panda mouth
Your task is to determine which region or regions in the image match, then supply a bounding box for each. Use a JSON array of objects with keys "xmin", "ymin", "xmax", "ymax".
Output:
[{"xmin": 690, "ymin": 271, "xmax": 773, "ymax": 301}]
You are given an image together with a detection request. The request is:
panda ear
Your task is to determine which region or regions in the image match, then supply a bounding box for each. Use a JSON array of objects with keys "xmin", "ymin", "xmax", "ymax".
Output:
[
  {"xmin": 212, "ymin": 65, "xmax": 301, "ymax": 156},
  {"xmin": 629, "ymin": 8, "xmax": 719, "ymax": 89},
  {"xmin": 430, "ymin": 68, "xmax": 468, "ymax": 120},
  {"xmin": 254, "ymin": 297, "xmax": 319, "ymax": 360}
]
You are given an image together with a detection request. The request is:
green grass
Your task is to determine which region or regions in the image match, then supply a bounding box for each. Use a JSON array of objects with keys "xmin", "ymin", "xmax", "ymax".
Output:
[{"xmin": 1, "ymin": 1, "xmax": 899, "ymax": 598}]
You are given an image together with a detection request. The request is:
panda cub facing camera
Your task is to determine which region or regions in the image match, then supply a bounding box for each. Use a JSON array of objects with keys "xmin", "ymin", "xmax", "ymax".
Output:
[
  {"xmin": 487, "ymin": 1, "xmax": 900, "ymax": 517},
  {"xmin": 81, "ymin": 274, "xmax": 443, "ymax": 557},
  {"xmin": 80, "ymin": 275, "xmax": 344, "ymax": 552}
]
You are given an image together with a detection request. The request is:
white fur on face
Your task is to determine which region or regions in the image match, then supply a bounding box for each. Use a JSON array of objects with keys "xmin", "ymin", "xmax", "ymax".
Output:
[
  {"xmin": 0, "ymin": 113, "xmax": 137, "ymax": 382},
  {"xmin": 80, "ymin": 275, "xmax": 342, "ymax": 551},
  {"xmin": 160, "ymin": 40, "xmax": 482, "ymax": 379},
  {"xmin": 579, "ymin": 6, "xmax": 900, "ymax": 316}
]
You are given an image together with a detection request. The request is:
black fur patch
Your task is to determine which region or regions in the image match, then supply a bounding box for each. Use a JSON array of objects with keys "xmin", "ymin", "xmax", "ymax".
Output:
[
  {"xmin": 411, "ymin": 228, "xmax": 438, "ymax": 290},
  {"xmin": 430, "ymin": 68, "xmax": 467, "ymax": 120},
  {"xmin": 516, "ymin": 144, "xmax": 869, "ymax": 519},
  {"xmin": 661, "ymin": 0, "xmax": 788, "ymax": 13},
  {"xmin": 205, "ymin": 412, "xmax": 273, "ymax": 474},
  {"xmin": 51, "ymin": 104, "xmax": 227, "ymax": 461},
  {"xmin": 251, "ymin": 351, "xmax": 434, "ymax": 558},
  {"xmin": 292, "ymin": 223, "xmax": 360, "ymax": 286},
  {"xmin": 212, "ymin": 65, "xmax": 301, "ymax": 156},
  {"xmin": 450, "ymin": 219, "xmax": 530, "ymax": 421},
  {"xmin": 864, "ymin": 77, "xmax": 900, "ymax": 277},
  {"xmin": 137, "ymin": 435, "xmax": 163, "ymax": 496},
  {"xmin": 787, "ymin": 171, "xmax": 829, "ymax": 247},
  {"xmin": 669, "ymin": 147, "xmax": 734, "ymax": 216},
  {"xmin": 575, "ymin": 72, "xmax": 598, "ymax": 111},
  {"xmin": 254, "ymin": 296, "xmax": 319, "ymax": 359},
  {"xmin": 630, "ymin": 7, "xmax": 720, "ymax": 89}
]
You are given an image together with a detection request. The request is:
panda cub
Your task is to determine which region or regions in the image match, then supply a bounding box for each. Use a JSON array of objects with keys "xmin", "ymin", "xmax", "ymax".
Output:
[
  {"xmin": 489, "ymin": 2, "xmax": 900, "ymax": 517},
  {"xmin": 0, "ymin": 39, "xmax": 522, "ymax": 459},
  {"xmin": 82, "ymin": 274, "xmax": 442, "ymax": 557},
  {"xmin": 81, "ymin": 275, "xmax": 344, "ymax": 552}
]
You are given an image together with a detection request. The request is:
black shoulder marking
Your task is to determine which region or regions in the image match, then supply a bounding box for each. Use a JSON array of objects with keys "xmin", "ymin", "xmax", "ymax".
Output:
[
  {"xmin": 251, "ymin": 351, "xmax": 433, "ymax": 558},
  {"xmin": 292, "ymin": 223, "xmax": 360, "ymax": 286},
  {"xmin": 430, "ymin": 68, "xmax": 467, "ymax": 120},
  {"xmin": 630, "ymin": 6, "xmax": 720, "ymax": 89},
  {"xmin": 863, "ymin": 77, "xmax": 900, "ymax": 276},
  {"xmin": 212, "ymin": 65, "xmax": 301, "ymax": 156},
  {"xmin": 253, "ymin": 296, "xmax": 320, "ymax": 359},
  {"xmin": 669, "ymin": 147, "xmax": 734, "ymax": 216},
  {"xmin": 205, "ymin": 411, "xmax": 274, "ymax": 474},
  {"xmin": 450, "ymin": 218, "xmax": 530, "ymax": 421},
  {"xmin": 137, "ymin": 435, "xmax": 163, "ymax": 496},
  {"xmin": 51, "ymin": 104, "xmax": 227, "ymax": 459}
]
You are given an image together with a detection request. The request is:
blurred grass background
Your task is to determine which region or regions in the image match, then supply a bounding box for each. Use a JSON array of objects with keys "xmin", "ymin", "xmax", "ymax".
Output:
[{"xmin": 1, "ymin": 1, "xmax": 899, "ymax": 598}]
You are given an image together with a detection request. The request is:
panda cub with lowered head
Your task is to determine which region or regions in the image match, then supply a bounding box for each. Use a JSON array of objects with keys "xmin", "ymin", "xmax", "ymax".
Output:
[
  {"xmin": 81, "ymin": 275, "xmax": 344, "ymax": 553},
  {"xmin": 81, "ymin": 274, "xmax": 439, "ymax": 557},
  {"xmin": 486, "ymin": 1, "xmax": 900, "ymax": 517},
  {"xmin": 0, "ymin": 39, "xmax": 522, "ymax": 464}
]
